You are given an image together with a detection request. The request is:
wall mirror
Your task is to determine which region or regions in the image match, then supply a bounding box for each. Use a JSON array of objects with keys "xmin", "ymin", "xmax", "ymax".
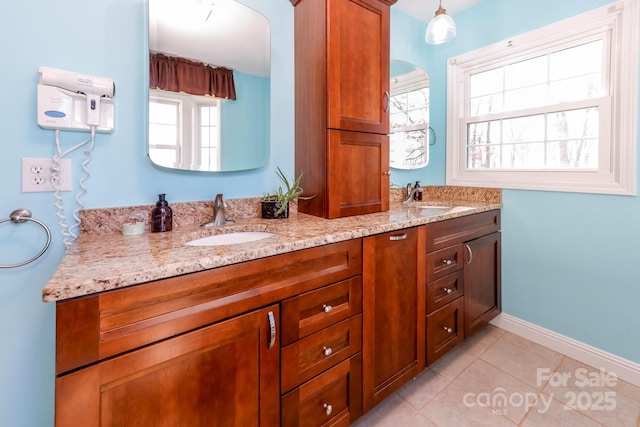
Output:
[
  {"xmin": 148, "ymin": 0, "xmax": 270, "ymax": 172},
  {"xmin": 389, "ymin": 60, "xmax": 430, "ymax": 170}
]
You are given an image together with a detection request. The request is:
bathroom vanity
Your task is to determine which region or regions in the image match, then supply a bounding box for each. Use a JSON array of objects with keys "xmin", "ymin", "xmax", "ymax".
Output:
[{"xmin": 45, "ymin": 197, "xmax": 501, "ymax": 427}]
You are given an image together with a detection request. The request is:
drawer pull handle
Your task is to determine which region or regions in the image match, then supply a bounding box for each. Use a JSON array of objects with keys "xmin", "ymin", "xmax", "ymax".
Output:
[
  {"xmin": 323, "ymin": 403, "xmax": 333, "ymax": 416},
  {"xmin": 442, "ymin": 259, "xmax": 453, "ymax": 266},
  {"xmin": 323, "ymin": 346, "xmax": 333, "ymax": 357},
  {"xmin": 323, "ymin": 304, "xmax": 333, "ymax": 313},
  {"xmin": 443, "ymin": 326, "xmax": 453, "ymax": 334},
  {"xmin": 389, "ymin": 234, "xmax": 407, "ymax": 241},
  {"xmin": 443, "ymin": 287, "xmax": 453, "ymax": 294},
  {"xmin": 267, "ymin": 311, "xmax": 276, "ymax": 349}
]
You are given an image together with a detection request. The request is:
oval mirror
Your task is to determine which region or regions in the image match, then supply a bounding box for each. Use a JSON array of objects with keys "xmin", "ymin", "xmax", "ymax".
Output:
[
  {"xmin": 389, "ymin": 60, "xmax": 430, "ymax": 170},
  {"xmin": 148, "ymin": 0, "xmax": 270, "ymax": 172}
]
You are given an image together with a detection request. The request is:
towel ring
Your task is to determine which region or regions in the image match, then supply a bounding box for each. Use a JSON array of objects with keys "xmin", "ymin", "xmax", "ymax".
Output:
[{"xmin": 0, "ymin": 209, "xmax": 52, "ymax": 269}]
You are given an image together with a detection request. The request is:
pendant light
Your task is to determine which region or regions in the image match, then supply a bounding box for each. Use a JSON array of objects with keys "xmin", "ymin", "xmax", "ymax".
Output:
[{"xmin": 425, "ymin": 0, "xmax": 456, "ymax": 45}]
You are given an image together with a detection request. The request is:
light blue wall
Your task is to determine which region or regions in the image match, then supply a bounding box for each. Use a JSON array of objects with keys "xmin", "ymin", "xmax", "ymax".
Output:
[
  {"xmin": 221, "ymin": 71, "xmax": 270, "ymax": 170},
  {"xmin": 422, "ymin": 0, "xmax": 640, "ymax": 364},
  {"xmin": 0, "ymin": 1, "xmax": 637, "ymax": 426}
]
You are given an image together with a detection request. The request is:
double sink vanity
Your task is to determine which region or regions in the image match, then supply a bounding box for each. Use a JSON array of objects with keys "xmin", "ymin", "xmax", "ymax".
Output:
[{"xmin": 45, "ymin": 188, "xmax": 501, "ymax": 426}]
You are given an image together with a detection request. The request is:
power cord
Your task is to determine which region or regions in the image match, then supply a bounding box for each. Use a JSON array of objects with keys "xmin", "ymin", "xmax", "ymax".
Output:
[{"xmin": 51, "ymin": 127, "xmax": 96, "ymax": 251}]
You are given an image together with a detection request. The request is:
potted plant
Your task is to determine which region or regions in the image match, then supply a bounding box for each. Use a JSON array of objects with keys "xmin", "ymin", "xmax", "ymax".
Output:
[{"xmin": 261, "ymin": 167, "xmax": 314, "ymax": 219}]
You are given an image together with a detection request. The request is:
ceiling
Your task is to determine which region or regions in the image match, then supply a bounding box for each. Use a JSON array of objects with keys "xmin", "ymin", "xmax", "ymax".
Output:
[
  {"xmin": 149, "ymin": 0, "xmax": 482, "ymax": 78},
  {"xmin": 395, "ymin": 0, "xmax": 482, "ymax": 23}
]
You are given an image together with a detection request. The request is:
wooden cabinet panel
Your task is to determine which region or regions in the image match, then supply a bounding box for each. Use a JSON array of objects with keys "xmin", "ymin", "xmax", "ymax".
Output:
[
  {"xmin": 363, "ymin": 227, "xmax": 425, "ymax": 412},
  {"xmin": 282, "ymin": 315, "xmax": 362, "ymax": 393},
  {"xmin": 327, "ymin": 130, "xmax": 389, "ymax": 218},
  {"xmin": 56, "ymin": 305, "xmax": 280, "ymax": 427},
  {"xmin": 281, "ymin": 277, "xmax": 362, "ymax": 346},
  {"xmin": 426, "ymin": 271, "xmax": 464, "ymax": 314},
  {"xmin": 464, "ymin": 232, "xmax": 502, "ymax": 337},
  {"xmin": 426, "ymin": 297, "xmax": 464, "ymax": 365},
  {"xmin": 282, "ymin": 355, "xmax": 362, "ymax": 427},
  {"xmin": 56, "ymin": 239, "xmax": 361, "ymax": 374},
  {"xmin": 327, "ymin": 0, "xmax": 390, "ymax": 134}
]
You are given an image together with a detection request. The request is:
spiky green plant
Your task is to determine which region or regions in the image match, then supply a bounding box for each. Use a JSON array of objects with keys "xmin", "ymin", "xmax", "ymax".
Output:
[{"xmin": 262, "ymin": 167, "xmax": 315, "ymax": 215}]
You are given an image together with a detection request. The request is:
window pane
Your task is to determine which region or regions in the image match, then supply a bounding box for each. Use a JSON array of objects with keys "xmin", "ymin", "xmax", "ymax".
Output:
[
  {"xmin": 504, "ymin": 55, "xmax": 547, "ymax": 90},
  {"xmin": 467, "ymin": 144, "xmax": 501, "ymax": 169},
  {"xmin": 468, "ymin": 121, "xmax": 501, "ymax": 145},
  {"xmin": 469, "ymin": 93, "xmax": 503, "ymax": 116},
  {"xmin": 469, "ymin": 68, "xmax": 503, "ymax": 97},
  {"xmin": 502, "ymin": 115, "xmax": 545, "ymax": 144},
  {"xmin": 547, "ymin": 139, "xmax": 598, "ymax": 168},
  {"xmin": 501, "ymin": 143, "xmax": 545, "ymax": 168},
  {"xmin": 549, "ymin": 40, "xmax": 602, "ymax": 81}
]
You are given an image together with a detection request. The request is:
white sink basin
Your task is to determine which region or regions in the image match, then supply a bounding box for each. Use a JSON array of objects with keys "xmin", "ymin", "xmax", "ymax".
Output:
[{"xmin": 186, "ymin": 231, "xmax": 274, "ymax": 246}]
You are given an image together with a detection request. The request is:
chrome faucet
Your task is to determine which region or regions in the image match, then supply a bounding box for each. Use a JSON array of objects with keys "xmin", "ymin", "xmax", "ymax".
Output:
[
  {"xmin": 201, "ymin": 194, "xmax": 234, "ymax": 227},
  {"xmin": 403, "ymin": 184, "xmax": 420, "ymax": 204}
]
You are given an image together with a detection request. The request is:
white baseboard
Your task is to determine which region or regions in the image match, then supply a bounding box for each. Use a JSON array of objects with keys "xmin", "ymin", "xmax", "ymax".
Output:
[{"xmin": 490, "ymin": 313, "xmax": 640, "ymax": 388}]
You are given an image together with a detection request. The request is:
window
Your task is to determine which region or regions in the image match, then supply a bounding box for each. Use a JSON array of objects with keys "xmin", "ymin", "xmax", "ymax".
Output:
[
  {"xmin": 149, "ymin": 90, "xmax": 221, "ymax": 170},
  {"xmin": 447, "ymin": 0, "xmax": 637, "ymax": 195}
]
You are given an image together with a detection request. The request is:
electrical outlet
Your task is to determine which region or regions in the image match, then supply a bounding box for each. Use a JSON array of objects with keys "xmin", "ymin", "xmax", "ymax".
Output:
[{"xmin": 22, "ymin": 158, "xmax": 72, "ymax": 192}]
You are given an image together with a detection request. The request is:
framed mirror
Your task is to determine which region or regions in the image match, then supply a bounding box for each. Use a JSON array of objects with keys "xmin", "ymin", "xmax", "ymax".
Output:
[
  {"xmin": 148, "ymin": 0, "xmax": 270, "ymax": 172},
  {"xmin": 389, "ymin": 60, "xmax": 430, "ymax": 170}
]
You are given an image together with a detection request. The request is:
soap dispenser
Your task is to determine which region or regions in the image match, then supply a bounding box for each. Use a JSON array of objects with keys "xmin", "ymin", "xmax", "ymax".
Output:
[
  {"xmin": 413, "ymin": 181, "xmax": 423, "ymax": 201},
  {"xmin": 151, "ymin": 194, "xmax": 173, "ymax": 232}
]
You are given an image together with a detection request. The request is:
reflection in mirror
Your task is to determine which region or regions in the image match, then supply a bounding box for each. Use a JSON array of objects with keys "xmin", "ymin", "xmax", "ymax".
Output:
[
  {"xmin": 148, "ymin": 0, "xmax": 270, "ymax": 172},
  {"xmin": 389, "ymin": 60, "xmax": 430, "ymax": 170}
]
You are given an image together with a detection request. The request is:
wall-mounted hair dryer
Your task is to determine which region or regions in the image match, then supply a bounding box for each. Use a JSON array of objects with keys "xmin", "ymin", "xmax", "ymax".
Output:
[{"xmin": 37, "ymin": 66, "xmax": 115, "ymax": 132}]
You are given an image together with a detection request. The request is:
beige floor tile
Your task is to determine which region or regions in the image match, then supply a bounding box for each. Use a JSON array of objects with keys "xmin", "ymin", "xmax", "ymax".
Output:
[
  {"xmin": 459, "ymin": 324, "xmax": 504, "ymax": 357},
  {"xmin": 453, "ymin": 359, "xmax": 544, "ymax": 424},
  {"xmin": 419, "ymin": 382, "xmax": 516, "ymax": 427},
  {"xmin": 397, "ymin": 368, "xmax": 450, "ymax": 410},
  {"xmin": 500, "ymin": 332, "xmax": 565, "ymax": 364},
  {"xmin": 429, "ymin": 344, "xmax": 477, "ymax": 381},
  {"xmin": 352, "ymin": 392, "xmax": 417, "ymax": 427},
  {"xmin": 521, "ymin": 397, "xmax": 605, "ymax": 426},
  {"xmin": 481, "ymin": 337, "xmax": 563, "ymax": 389},
  {"xmin": 400, "ymin": 411, "xmax": 438, "ymax": 427}
]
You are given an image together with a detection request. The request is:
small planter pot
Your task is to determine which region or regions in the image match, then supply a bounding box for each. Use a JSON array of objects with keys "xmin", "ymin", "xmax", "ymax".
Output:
[{"xmin": 261, "ymin": 200, "xmax": 289, "ymax": 219}]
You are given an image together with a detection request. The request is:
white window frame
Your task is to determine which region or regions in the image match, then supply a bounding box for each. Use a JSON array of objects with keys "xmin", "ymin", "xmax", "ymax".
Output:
[
  {"xmin": 149, "ymin": 89, "xmax": 221, "ymax": 170},
  {"xmin": 446, "ymin": 0, "xmax": 638, "ymax": 195}
]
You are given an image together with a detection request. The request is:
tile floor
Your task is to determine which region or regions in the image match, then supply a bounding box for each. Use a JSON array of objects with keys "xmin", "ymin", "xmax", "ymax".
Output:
[{"xmin": 353, "ymin": 326, "xmax": 640, "ymax": 426}]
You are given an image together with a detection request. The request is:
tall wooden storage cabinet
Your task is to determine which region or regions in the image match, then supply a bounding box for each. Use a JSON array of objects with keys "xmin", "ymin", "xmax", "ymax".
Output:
[{"xmin": 291, "ymin": 0, "xmax": 395, "ymax": 218}]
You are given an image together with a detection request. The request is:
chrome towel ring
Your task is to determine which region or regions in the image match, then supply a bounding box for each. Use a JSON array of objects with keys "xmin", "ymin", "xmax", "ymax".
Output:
[{"xmin": 0, "ymin": 209, "xmax": 52, "ymax": 269}]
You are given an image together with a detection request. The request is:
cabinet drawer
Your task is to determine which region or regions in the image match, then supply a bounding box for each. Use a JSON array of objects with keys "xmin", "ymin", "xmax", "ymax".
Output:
[
  {"xmin": 282, "ymin": 315, "xmax": 362, "ymax": 393},
  {"xmin": 282, "ymin": 355, "xmax": 362, "ymax": 427},
  {"xmin": 426, "ymin": 244, "xmax": 464, "ymax": 281},
  {"xmin": 425, "ymin": 210, "xmax": 500, "ymax": 252},
  {"xmin": 281, "ymin": 277, "xmax": 362, "ymax": 346},
  {"xmin": 426, "ymin": 271, "xmax": 463, "ymax": 314},
  {"xmin": 426, "ymin": 297, "xmax": 464, "ymax": 365}
]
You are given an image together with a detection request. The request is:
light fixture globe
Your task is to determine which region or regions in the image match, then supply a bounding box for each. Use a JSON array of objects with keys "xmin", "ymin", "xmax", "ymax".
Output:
[{"xmin": 425, "ymin": 3, "xmax": 456, "ymax": 45}]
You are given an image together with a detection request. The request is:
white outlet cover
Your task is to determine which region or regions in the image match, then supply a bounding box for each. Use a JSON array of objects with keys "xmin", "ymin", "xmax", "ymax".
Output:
[{"xmin": 21, "ymin": 157, "xmax": 72, "ymax": 192}]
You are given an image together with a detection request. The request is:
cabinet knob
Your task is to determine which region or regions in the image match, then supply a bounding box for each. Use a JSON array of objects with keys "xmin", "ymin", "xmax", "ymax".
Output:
[
  {"xmin": 323, "ymin": 304, "xmax": 333, "ymax": 313},
  {"xmin": 323, "ymin": 346, "xmax": 333, "ymax": 357},
  {"xmin": 443, "ymin": 287, "xmax": 453, "ymax": 294},
  {"xmin": 323, "ymin": 403, "xmax": 333, "ymax": 416},
  {"xmin": 443, "ymin": 326, "xmax": 453, "ymax": 334},
  {"xmin": 442, "ymin": 259, "xmax": 453, "ymax": 266}
]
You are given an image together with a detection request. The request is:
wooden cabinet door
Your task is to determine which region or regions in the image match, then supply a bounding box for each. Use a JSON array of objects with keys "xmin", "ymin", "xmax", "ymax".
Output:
[
  {"xmin": 327, "ymin": 129, "xmax": 389, "ymax": 218},
  {"xmin": 464, "ymin": 232, "xmax": 501, "ymax": 337},
  {"xmin": 55, "ymin": 305, "xmax": 280, "ymax": 427},
  {"xmin": 327, "ymin": 0, "xmax": 391, "ymax": 134},
  {"xmin": 362, "ymin": 227, "xmax": 425, "ymax": 412}
]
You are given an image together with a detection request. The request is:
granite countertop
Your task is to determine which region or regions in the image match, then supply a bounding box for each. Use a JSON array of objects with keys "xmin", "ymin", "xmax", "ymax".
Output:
[{"xmin": 43, "ymin": 199, "xmax": 501, "ymax": 302}]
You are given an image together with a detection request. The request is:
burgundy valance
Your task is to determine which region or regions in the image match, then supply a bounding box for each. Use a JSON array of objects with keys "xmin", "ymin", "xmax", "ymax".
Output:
[{"xmin": 150, "ymin": 53, "xmax": 236, "ymax": 100}]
